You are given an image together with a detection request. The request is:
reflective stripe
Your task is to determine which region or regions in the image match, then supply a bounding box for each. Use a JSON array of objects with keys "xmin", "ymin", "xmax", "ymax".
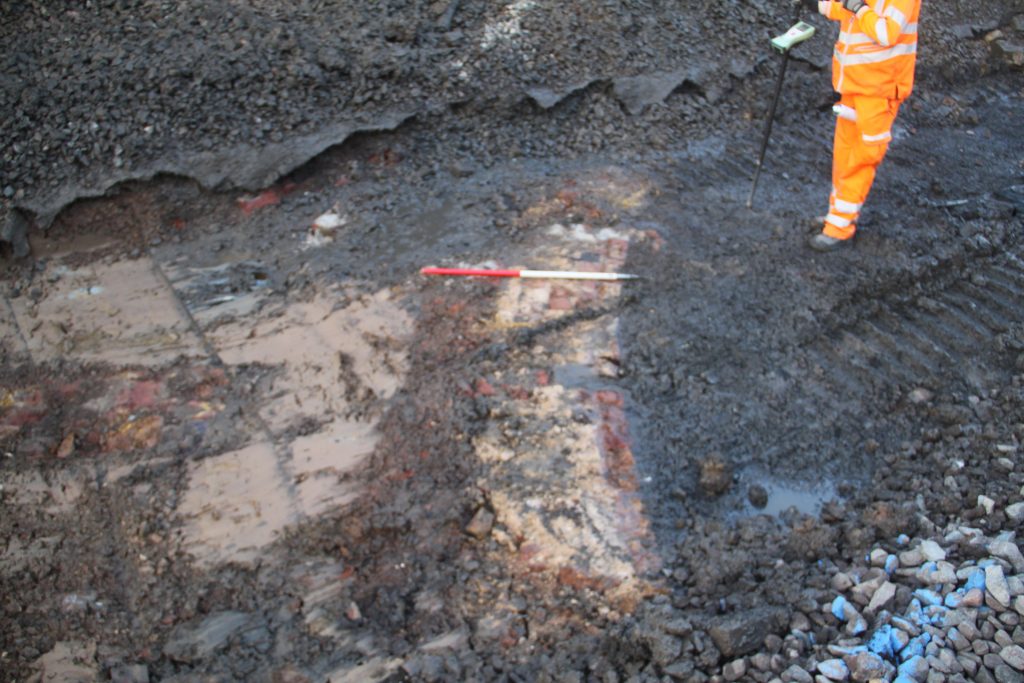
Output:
[
  {"xmin": 875, "ymin": 0, "xmax": 887, "ymax": 14},
  {"xmin": 862, "ymin": 130, "xmax": 892, "ymax": 142},
  {"xmin": 875, "ymin": 18, "xmax": 890, "ymax": 46},
  {"xmin": 885, "ymin": 7, "xmax": 908, "ymax": 30},
  {"xmin": 834, "ymin": 42, "xmax": 916, "ymax": 66},
  {"xmin": 839, "ymin": 30, "xmax": 876, "ymax": 45},
  {"xmin": 826, "ymin": 213, "xmax": 853, "ymax": 228},
  {"xmin": 838, "ymin": 21, "xmax": 916, "ymax": 47},
  {"xmin": 835, "ymin": 16, "xmax": 856, "ymax": 93},
  {"xmin": 833, "ymin": 198, "xmax": 862, "ymax": 213}
]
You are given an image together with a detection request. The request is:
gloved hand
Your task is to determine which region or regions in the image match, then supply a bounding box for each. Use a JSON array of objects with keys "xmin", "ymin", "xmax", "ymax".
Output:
[
  {"xmin": 817, "ymin": 0, "xmax": 832, "ymax": 15},
  {"xmin": 842, "ymin": 0, "xmax": 867, "ymax": 13}
]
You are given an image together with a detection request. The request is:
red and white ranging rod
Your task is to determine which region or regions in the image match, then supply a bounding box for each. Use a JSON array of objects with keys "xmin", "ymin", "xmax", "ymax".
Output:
[{"xmin": 420, "ymin": 266, "xmax": 639, "ymax": 282}]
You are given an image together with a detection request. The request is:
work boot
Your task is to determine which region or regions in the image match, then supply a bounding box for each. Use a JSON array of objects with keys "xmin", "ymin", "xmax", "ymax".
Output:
[{"xmin": 807, "ymin": 232, "xmax": 852, "ymax": 252}]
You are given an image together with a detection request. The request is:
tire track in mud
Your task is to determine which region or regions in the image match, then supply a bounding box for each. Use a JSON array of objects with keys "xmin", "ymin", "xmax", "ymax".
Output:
[
  {"xmin": 626, "ymin": 240, "xmax": 1024, "ymax": 505},
  {"xmin": 616, "ymin": 88, "xmax": 1024, "ymax": 550},
  {"xmin": 798, "ymin": 252, "xmax": 1024, "ymax": 401}
]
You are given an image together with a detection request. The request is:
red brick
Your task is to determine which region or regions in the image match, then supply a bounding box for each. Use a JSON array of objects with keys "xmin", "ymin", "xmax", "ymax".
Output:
[
  {"xmin": 548, "ymin": 285, "xmax": 574, "ymax": 310},
  {"xmin": 237, "ymin": 189, "xmax": 281, "ymax": 215},
  {"xmin": 599, "ymin": 419, "xmax": 637, "ymax": 492},
  {"xmin": 116, "ymin": 380, "xmax": 164, "ymax": 410},
  {"xmin": 474, "ymin": 378, "xmax": 496, "ymax": 396},
  {"xmin": 557, "ymin": 566, "xmax": 609, "ymax": 592},
  {"xmin": 605, "ymin": 238, "xmax": 629, "ymax": 260},
  {"xmin": 503, "ymin": 385, "xmax": 531, "ymax": 400}
]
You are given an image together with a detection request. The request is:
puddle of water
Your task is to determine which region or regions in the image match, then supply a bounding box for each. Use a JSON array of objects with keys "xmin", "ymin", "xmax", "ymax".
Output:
[
  {"xmin": 163, "ymin": 259, "xmax": 271, "ymax": 325},
  {"xmin": 8, "ymin": 257, "xmax": 206, "ymax": 366},
  {"xmin": 742, "ymin": 474, "xmax": 838, "ymax": 517}
]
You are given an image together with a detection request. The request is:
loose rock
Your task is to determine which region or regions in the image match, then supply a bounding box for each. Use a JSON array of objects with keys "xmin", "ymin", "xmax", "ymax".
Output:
[
  {"xmin": 1003, "ymin": 645, "xmax": 1024, "ymax": 671},
  {"xmin": 465, "ymin": 507, "xmax": 495, "ymax": 539},
  {"xmin": 709, "ymin": 608, "xmax": 786, "ymax": 658}
]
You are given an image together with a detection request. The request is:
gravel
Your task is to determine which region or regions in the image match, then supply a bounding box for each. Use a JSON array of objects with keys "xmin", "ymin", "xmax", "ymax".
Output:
[
  {"xmin": 3, "ymin": 1, "xmax": 1024, "ymax": 682},
  {"xmin": 2, "ymin": 0, "xmax": 1020, "ymax": 233}
]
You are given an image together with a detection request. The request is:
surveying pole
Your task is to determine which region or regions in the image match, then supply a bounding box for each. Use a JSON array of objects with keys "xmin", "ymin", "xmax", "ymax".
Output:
[{"xmin": 747, "ymin": 21, "xmax": 816, "ymax": 209}]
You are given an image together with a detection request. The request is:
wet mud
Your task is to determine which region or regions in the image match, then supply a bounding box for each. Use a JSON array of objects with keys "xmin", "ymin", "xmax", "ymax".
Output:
[{"xmin": 3, "ymin": 2, "xmax": 1024, "ymax": 682}]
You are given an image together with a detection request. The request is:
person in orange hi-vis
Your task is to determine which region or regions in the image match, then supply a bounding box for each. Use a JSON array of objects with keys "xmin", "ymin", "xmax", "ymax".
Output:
[{"xmin": 809, "ymin": 0, "xmax": 921, "ymax": 251}]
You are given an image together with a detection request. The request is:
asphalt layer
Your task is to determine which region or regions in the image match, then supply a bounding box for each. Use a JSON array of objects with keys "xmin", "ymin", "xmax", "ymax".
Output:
[{"xmin": 2, "ymin": 1, "xmax": 1024, "ymax": 682}]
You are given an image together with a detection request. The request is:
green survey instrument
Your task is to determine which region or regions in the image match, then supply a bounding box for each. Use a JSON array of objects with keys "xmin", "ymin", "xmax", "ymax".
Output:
[
  {"xmin": 747, "ymin": 21, "xmax": 817, "ymax": 208},
  {"xmin": 771, "ymin": 21, "xmax": 816, "ymax": 53}
]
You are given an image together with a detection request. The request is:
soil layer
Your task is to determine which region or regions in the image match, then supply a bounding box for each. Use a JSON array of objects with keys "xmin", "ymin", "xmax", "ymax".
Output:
[{"xmin": 2, "ymin": 2, "xmax": 1024, "ymax": 682}]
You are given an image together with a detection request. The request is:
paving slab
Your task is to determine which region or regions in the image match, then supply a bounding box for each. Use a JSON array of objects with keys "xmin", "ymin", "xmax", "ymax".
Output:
[
  {"xmin": 162, "ymin": 243, "xmax": 415, "ymax": 565},
  {"xmin": 290, "ymin": 418, "xmax": 379, "ymax": 518},
  {"xmin": 177, "ymin": 441, "xmax": 298, "ymax": 567},
  {"xmin": 176, "ymin": 429, "xmax": 375, "ymax": 568},
  {"xmin": 159, "ymin": 255, "xmax": 412, "ymax": 434},
  {"xmin": 1, "ymin": 293, "xmax": 28, "ymax": 358},
  {"xmin": 8, "ymin": 257, "xmax": 207, "ymax": 366},
  {"xmin": 153, "ymin": 238, "xmax": 418, "ymax": 566}
]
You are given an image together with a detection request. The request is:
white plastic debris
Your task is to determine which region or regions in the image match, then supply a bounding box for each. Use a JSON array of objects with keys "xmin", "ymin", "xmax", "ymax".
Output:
[{"xmin": 313, "ymin": 212, "xmax": 346, "ymax": 230}]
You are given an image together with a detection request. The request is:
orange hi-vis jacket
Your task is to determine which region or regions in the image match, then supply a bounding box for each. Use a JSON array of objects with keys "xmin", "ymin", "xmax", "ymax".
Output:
[{"xmin": 824, "ymin": 0, "xmax": 920, "ymax": 101}]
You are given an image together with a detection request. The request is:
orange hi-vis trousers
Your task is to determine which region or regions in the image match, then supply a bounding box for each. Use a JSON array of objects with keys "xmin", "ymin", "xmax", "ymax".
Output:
[{"xmin": 822, "ymin": 93, "xmax": 901, "ymax": 241}]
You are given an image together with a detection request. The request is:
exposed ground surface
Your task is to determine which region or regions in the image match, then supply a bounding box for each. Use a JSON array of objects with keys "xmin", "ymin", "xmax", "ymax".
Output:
[{"xmin": 2, "ymin": 1, "xmax": 1024, "ymax": 682}]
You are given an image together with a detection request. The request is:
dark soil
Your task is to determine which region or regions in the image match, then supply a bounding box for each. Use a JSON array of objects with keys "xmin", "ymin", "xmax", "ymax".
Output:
[{"xmin": 2, "ymin": 1, "xmax": 1024, "ymax": 682}]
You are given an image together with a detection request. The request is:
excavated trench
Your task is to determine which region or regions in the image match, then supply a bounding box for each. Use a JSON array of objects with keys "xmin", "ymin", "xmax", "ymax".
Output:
[{"xmin": 3, "ymin": 2, "xmax": 1024, "ymax": 682}]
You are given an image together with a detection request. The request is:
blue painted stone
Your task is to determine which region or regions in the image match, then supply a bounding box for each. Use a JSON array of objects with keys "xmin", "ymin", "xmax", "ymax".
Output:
[
  {"xmin": 964, "ymin": 568, "xmax": 986, "ymax": 591},
  {"xmin": 898, "ymin": 654, "xmax": 928, "ymax": 680},
  {"xmin": 868, "ymin": 625, "xmax": 894, "ymax": 659},
  {"xmin": 818, "ymin": 659, "xmax": 849, "ymax": 680},
  {"xmin": 925, "ymin": 605, "xmax": 947, "ymax": 626},
  {"xmin": 890, "ymin": 627, "xmax": 910, "ymax": 654},
  {"xmin": 900, "ymin": 634, "xmax": 931, "ymax": 662},
  {"xmin": 831, "ymin": 596, "xmax": 849, "ymax": 621}
]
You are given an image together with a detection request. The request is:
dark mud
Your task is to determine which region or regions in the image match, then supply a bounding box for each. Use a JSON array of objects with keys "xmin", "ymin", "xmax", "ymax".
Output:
[{"xmin": 3, "ymin": 2, "xmax": 1024, "ymax": 682}]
